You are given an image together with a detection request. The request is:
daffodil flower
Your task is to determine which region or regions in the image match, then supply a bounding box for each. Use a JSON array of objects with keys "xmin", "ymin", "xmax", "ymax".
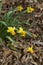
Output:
[
  {"xmin": 27, "ymin": 46, "xmax": 34, "ymax": 54},
  {"xmin": 7, "ymin": 27, "xmax": 16, "ymax": 35},
  {"xmin": 18, "ymin": 27, "xmax": 26, "ymax": 37},
  {"xmin": 27, "ymin": 6, "xmax": 34, "ymax": 13},
  {"xmin": 16, "ymin": 5, "xmax": 23, "ymax": 12}
]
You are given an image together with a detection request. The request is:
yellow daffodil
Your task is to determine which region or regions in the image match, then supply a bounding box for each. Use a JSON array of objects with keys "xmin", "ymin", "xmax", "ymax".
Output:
[
  {"xmin": 18, "ymin": 27, "xmax": 26, "ymax": 37},
  {"xmin": 7, "ymin": 27, "xmax": 16, "ymax": 35},
  {"xmin": 33, "ymin": 34, "xmax": 37, "ymax": 38},
  {"xmin": 27, "ymin": 46, "xmax": 34, "ymax": 54},
  {"xmin": 27, "ymin": 6, "xmax": 34, "ymax": 13},
  {"xmin": 16, "ymin": 5, "xmax": 23, "ymax": 12}
]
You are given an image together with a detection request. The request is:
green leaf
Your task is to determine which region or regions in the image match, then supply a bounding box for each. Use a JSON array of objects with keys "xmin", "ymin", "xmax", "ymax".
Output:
[
  {"xmin": 0, "ymin": 3, "xmax": 2, "ymax": 11},
  {"xmin": 26, "ymin": 31, "xmax": 33, "ymax": 38},
  {"xmin": 0, "ymin": 38, "xmax": 4, "ymax": 46},
  {"xmin": 4, "ymin": 10, "xmax": 16, "ymax": 19},
  {"xmin": 0, "ymin": 21, "xmax": 7, "ymax": 26},
  {"xmin": 6, "ymin": 36, "xmax": 16, "ymax": 43},
  {"xmin": 3, "ymin": 10, "xmax": 16, "ymax": 22},
  {"xmin": 10, "ymin": 46, "xmax": 17, "ymax": 51}
]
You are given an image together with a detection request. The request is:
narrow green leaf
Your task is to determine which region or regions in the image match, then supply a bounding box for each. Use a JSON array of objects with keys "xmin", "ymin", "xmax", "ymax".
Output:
[
  {"xmin": 0, "ymin": 21, "xmax": 7, "ymax": 26},
  {"xmin": 0, "ymin": 3, "xmax": 2, "ymax": 11},
  {"xmin": 26, "ymin": 31, "xmax": 33, "ymax": 37},
  {"xmin": 10, "ymin": 46, "xmax": 17, "ymax": 51},
  {"xmin": 6, "ymin": 11, "xmax": 13, "ymax": 17},
  {"xmin": 6, "ymin": 36, "xmax": 16, "ymax": 43},
  {"xmin": 0, "ymin": 38, "xmax": 4, "ymax": 46}
]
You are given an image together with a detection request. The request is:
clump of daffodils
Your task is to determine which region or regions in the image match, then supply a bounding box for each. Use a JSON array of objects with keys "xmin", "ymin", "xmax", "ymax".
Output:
[
  {"xmin": 16, "ymin": 5, "xmax": 23, "ymax": 12},
  {"xmin": 7, "ymin": 27, "xmax": 26, "ymax": 37},
  {"xmin": 18, "ymin": 27, "xmax": 26, "ymax": 37},
  {"xmin": 26, "ymin": 46, "xmax": 34, "ymax": 54},
  {"xmin": 7, "ymin": 27, "xmax": 16, "ymax": 35},
  {"xmin": 7, "ymin": 26, "xmax": 37, "ymax": 39},
  {"xmin": 27, "ymin": 6, "xmax": 34, "ymax": 13}
]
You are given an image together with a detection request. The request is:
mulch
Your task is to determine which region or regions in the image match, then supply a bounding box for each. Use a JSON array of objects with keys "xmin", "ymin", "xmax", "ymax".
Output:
[{"xmin": 0, "ymin": 0, "xmax": 43, "ymax": 65}]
